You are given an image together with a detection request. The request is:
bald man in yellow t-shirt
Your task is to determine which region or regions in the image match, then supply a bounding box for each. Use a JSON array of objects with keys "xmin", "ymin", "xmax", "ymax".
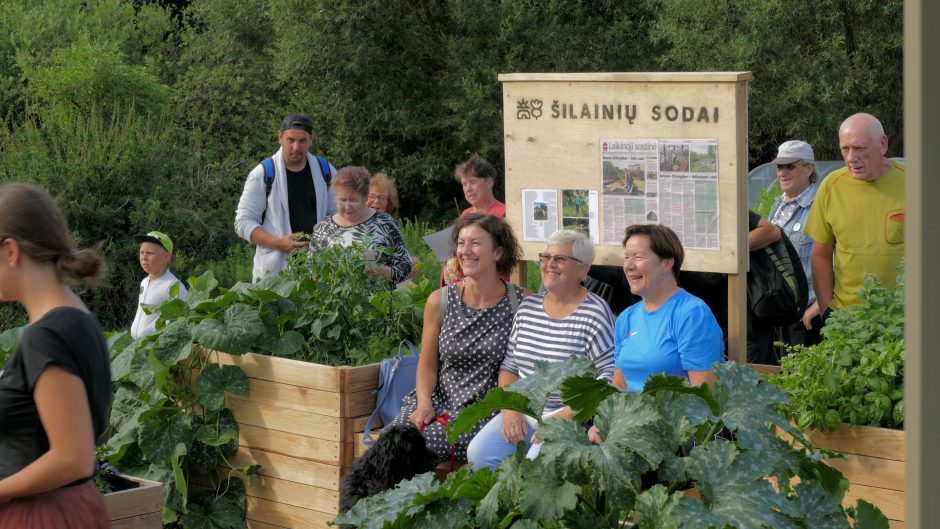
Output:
[{"xmin": 805, "ymin": 113, "xmax": 905, "ymax": 313}]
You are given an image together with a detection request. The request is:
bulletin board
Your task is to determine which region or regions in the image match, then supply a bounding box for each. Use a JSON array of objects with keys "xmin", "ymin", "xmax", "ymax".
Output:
[{"xmin": 499, "ymin": 72, "xmax": 752, "ymax": 361}]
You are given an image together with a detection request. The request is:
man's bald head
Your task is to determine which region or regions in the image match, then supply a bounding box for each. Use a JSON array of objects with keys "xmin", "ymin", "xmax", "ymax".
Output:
[{"xmin": 838, "ymin": 112, "xmax": 890, "ymax": 182}]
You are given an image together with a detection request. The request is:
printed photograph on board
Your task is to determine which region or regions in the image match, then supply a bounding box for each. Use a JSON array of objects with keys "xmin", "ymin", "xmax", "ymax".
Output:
[
  {"xmin": 602, "ymin": 161, "xmax": 647, "ymax": 196},
  {"xmin": 659, "ymin": 143, "xmax": 690, "ymax": 172}
]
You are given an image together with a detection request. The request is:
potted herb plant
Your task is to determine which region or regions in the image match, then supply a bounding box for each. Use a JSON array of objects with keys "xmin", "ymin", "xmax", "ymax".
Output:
[{"xmin": 773, "ymin": 272, "xmax": 905, "ymax": 526}]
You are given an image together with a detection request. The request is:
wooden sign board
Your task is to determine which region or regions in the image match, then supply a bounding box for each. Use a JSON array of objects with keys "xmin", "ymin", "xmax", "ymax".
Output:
[
  {"xmin": 499, "ymin": 72, "xmax": 751, "ymax": 362},
  {"xmin": 499, "ymin": 72, "xmax": 750, "ymax": 274}
]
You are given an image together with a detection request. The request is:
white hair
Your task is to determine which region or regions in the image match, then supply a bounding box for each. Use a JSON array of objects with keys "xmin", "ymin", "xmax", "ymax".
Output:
[{"xmin": 546, "ymin": 230, "xmax": 594, "ymax": 264}]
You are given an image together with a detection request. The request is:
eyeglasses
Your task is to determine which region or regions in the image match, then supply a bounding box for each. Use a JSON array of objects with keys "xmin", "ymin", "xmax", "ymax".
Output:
[
  {"xmin": 368, "ymin": 193, "xmax": 388, "ymax": 202},
  {"xmin": 538, "ymin": 253, "xmax": 583, "ymax": 265}
]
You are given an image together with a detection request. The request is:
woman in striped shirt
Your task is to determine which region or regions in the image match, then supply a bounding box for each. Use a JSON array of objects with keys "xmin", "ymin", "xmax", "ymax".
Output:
[{"xmin": 466, "ymin": 230, "xmax": 615, "ymax": 470}]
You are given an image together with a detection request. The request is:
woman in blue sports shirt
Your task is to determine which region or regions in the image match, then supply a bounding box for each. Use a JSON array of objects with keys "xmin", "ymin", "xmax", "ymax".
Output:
[{"xmin": 590, "ymin": 224, "xmax": 723, "ymax": 443}]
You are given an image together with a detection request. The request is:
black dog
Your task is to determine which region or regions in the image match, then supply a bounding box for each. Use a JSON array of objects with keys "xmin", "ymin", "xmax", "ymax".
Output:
[{"xmin": 339, "ymin": 425, "xmax": 439, "ymax": 512}]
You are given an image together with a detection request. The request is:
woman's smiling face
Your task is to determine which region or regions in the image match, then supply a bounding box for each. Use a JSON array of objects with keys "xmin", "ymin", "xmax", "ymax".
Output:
[{"xmin": 622, "ymin": 234, "xmax": 672, "ymax": 299}]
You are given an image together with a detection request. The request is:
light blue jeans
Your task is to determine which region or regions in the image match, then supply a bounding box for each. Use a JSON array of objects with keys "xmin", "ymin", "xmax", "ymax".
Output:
[{"xmin": 466, "ymin": 408, "xmax": 562, "ymax": 471}]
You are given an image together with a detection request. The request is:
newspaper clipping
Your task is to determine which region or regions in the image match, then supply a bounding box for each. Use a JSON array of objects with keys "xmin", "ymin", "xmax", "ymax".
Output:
[
  {"xmin": 601, "ymin": 138, "xmax": 719, "ymax": 249},
  {"xmin": 521, "ymin": 188, "xmax": 559, "ymax": 241},
  {"xmin": 561, "ymin": 189, "xmax": 599, "ymax": 244}
]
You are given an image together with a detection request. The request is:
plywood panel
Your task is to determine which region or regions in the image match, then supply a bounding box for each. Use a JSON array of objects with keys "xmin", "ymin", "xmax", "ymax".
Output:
[{"xmin": 246, "ymin": 497, "xmax": 335, "ymax": 529}]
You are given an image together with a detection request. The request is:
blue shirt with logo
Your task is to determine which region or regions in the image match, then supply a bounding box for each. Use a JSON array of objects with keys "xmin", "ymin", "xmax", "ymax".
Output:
[{"xmin": 614, "ymin": 288, "xmax": 724, "ymax": 392}]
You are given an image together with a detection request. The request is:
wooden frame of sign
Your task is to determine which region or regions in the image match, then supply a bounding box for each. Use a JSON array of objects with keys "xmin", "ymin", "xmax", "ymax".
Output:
[{"xmin": 499, "ymin": 72, "xmax": 752, "ymax": 362}]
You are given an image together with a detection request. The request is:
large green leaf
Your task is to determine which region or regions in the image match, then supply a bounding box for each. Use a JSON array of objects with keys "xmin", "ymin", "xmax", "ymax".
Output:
[
  {"xmin": 191, "ymin": 304, "xmax": 264, "ymax": 355},
  {"xmin": 851, "ymin": 499, "xmax": 890, "ymax": 529},
  {"xmin": 508, "ymin": 355, "xmax": 596, "ymax": 415},
  {"xmin": 153, "ymin": 319, "xmax": 193, "ymax": 367},
  {"xmin": 559, "ymin": 374, "xmax": 620, "ymax": 422},
  {"xmin": 681, "ymin": 441, "xmax": 799, "ymax": 529},
  {"xmin": 518, "ymin": 463, "xmax": 580, "ymax": 522},
  {"xmin": 138, "ymin": 406, "xmax": 196, "ymax": 465},
  {"xmin": 332, "ymin": 472, "xmax": 439, "ymax": 529},
  {"xmin": 447, "ymin": 388, "xmax": 535, "ymax": 443},
  {"xmin": 170, "ymin": 442, "xmax": 189, "ymax": 508},
  {"xmin": 104, "ymin": 384, "xmax": 147, "ymax": 460},
  {"xmin": 258, "ymin": 330, "xmax": 305, "ymax": 356},
  {"xmin": 195, "ymin": 364, "xmax": 249, "ymax": 411},
  {"xmin": 159, "ymin": 298, "xmax": 191, "ymax": 321},
  {"xmin": 196, "ymin": 408, "xmax": 239, "ymax": 447},
  {"xmin": 633, "ymin": 485, "xmax": 682, "ymax": 529},
  {"xmin": 780, "ymin": 481, "xmax": 851, "ymax": 529}
]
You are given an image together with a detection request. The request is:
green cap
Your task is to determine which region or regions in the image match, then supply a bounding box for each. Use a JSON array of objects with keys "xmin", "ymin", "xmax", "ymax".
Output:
[{"xmin": 134, "ymin": 230, "xmax": 173, "ymax": 254}]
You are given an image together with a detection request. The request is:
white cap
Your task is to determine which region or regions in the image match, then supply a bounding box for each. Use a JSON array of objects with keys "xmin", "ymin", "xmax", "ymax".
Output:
[{"xmin": 771, "ymin": 140, "xmax": 815, "ymax": 165}]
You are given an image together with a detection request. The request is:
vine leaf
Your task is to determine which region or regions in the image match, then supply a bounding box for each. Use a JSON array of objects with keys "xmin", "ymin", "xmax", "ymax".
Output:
[
  {"xmin": 195, "ymin": 364, "xmax": 249, "ymax": 411},
  {"xmin": 138, "ymin": 407, "xmax": 195, "ymax": 464},
  {"xmin": 559, "ymin": 374, "xmax": 619, "ymax": 422},
  {"xmin": 192, "ymin": 305, "xmax": 264, "ymax": 355},
  {"xmin": 508, "ymin": 355, "xmax": 595, "ymax": 416}
]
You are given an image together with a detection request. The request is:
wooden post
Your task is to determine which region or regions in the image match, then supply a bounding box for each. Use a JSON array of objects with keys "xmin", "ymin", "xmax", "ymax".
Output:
[{"xmin": 904, "ymin": 0, "xmax": 940, "ymax": 525}]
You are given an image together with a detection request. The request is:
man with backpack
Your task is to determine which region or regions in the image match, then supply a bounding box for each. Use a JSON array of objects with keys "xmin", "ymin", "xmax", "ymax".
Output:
[{"xmin": 235, "ymin": 113, "xmax": 337, "ymax": 281}]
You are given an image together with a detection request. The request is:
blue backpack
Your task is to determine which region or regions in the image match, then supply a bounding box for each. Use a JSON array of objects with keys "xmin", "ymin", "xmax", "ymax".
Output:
[{"xmin": 259, "ymin": 155, "xmax": 332, "ymax": 224}]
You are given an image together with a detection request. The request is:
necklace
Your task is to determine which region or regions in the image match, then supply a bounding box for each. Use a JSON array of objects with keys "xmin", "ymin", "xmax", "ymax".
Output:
[{"xmin": 459, "ymin": 278, "xmax": 507, "ymax": 319}]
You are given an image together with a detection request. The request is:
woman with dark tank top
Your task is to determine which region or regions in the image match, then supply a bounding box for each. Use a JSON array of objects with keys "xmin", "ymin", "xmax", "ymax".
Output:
[{"xmin": 0, "ymin": 183, "xmax": 111, "ymax": 528}]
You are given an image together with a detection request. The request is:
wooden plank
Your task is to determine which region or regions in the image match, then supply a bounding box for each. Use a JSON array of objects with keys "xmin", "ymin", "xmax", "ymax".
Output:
[
  {"xmin": 341, "ymin": 389, "xmax": 377, "ymax": 417},
  {"xmin": 231, "ymin": 448, "xmax": 342, "ymax": 490},
  {"xmin": 247, "ymin": 497, "xmax": 335, "ymax": 529},
  {"xmin": 342, "ymin": 363, "xmax": 381, "ymax": 393},
  {"xmin": 345, "ymin": 414, "xmax": 375, "ymax": 433},
  {"xmin": 247, "ymin": 521, "xmax": 289, "ymax": 529},
  {"xmin": 205, "ymin": 350, "xmax": 344, "ymax": 392},
  {"xmin": 239, "ymin": 424, "xmax": 342, "ymax": 464},
  {"xmin": 228, "ymin": 397, "xmax": 343, "ymax": 441},
  {"xmin": 110, "ymin": 512, "xmax": 163, "ymax": 529},
  {"xmin": 889, "ymin": 521, "xmax": 905, "ymax": 529},
  {"xmin": 238, "ymin": 377, "xmax": 342, "ymax": 416},
  {"xmin": 103, "ymin": 477, "xmax": 163, "ymax": 522},
  {"xmin": 805, "ymin": 425, "xmax": 906, "ymax": 461},
  {"xmin": 843, "ymin": 483, "xmax": 905, "ymax": 522},
  {"xmin": 825, "ymin": 454, "xmax": 905, "ymax": 492},
  {"xmin": 244, "ymin": 473, "xmax": 340, "ymax": 515},
  {"xmin": 498, "ymin": 72, "xmax": 754, "ymax": 83}
]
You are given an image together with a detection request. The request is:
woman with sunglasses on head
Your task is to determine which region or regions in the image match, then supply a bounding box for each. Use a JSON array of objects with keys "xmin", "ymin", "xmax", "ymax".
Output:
[
  {"xmin": 308, "ymin": 166, "xmax": 412, "ymax": 283},
  {"xmin": 389, "ymin": 213, "xmax": 523, "ymax": 463},
  {"xmin": 0, "ymin": 183, "xmax": 111, "ymax": 528},
  {"xmin": 467, "ymin": 230, "xmax": 614, "ymax": 470}
]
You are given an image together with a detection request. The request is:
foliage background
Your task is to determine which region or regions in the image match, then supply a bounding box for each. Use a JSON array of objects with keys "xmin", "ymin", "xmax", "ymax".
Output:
[{"xmin": 0, "ymin": 0, "xmax": 903, "ymax": 329}]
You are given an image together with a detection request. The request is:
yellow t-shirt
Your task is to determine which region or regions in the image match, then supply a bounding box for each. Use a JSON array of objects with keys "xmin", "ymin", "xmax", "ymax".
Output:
[{"xmin": 805, "ymin": 161, "xmax": 905, "ymax": 309}]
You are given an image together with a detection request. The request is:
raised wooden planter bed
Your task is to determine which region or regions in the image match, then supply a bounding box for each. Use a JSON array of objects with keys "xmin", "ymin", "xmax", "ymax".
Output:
[
  {"xmin": 102, "ymin": 476, "xmax": 164, "ymax": 529},
  {"xmin": 751, "ymin": 364, "xmax": 905, "ymax": 527},
  {"xmin": 207, "ymin": 350, "xmax": 379, "ymax": 529},
  {"xmin": 804, "ymin": 424, "xmax": 905, "ymax": 528}
]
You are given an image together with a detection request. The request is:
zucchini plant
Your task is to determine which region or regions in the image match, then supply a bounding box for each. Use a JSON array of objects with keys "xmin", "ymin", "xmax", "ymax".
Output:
[
  {"xmin": 101, "ymin": 242, "xmax": 433, "ymax": 527},
  {"xmin": 335, "ymin": 359, "xmax": 889, "ymax": 529}
]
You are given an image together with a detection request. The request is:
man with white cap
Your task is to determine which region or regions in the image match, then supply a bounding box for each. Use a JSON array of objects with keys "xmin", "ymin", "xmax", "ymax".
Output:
[
  {"xmin": 235, "ymin": 113, "xmax": 337, "ymax": 281},
  {"xmin": 131, "ymin": 230, "xmax": 188, "ymax": 339},
  {"xmin": 767, "ymin": 140, "xmax": 822, "ymax": 351},
  {"xmin": 805, "ymin": 112, "xmax": 905, "ymax": 316}
]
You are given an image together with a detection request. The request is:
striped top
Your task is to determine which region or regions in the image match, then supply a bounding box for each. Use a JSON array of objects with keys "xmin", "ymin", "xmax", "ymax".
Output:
[{"xmin": 500, "ymin": 291, "xmax": 615, "ymax": 412}]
